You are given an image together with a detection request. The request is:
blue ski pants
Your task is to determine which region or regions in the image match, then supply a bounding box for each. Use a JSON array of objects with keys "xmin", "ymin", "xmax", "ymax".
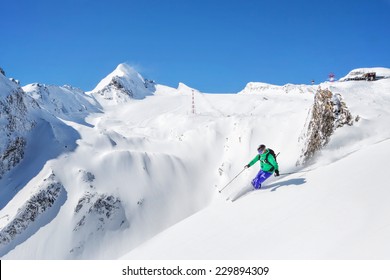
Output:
[{"xmin": 252, "ymin": 170, "xmax": 272, "ymax": 189}]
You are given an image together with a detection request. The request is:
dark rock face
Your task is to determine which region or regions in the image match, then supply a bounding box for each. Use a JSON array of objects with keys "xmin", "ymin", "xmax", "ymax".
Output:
[
  {"xmin": 0, "ymin": 173, "xmax": 64, "ymax": 247},
  {"xmin": 96, "ymin": 76, "xmax": 134, "ymax": 100},
  {"xmin": 298, "ymin": 88, "xmax": 354, "ymax": 165},
  {"xmin": 70, "ymin": 191, "xmax": 128, "ymax": 255},
  {"xmin": 0, "ymin": 137, "xmax": 26, "ymax": 179},
  {"xmin": 73, "ymin": 192, "xmax": 125, "ymax": 232},
  {"xmin": 0, "ymin": 85, "xmax": 36, "ymax": 178}
]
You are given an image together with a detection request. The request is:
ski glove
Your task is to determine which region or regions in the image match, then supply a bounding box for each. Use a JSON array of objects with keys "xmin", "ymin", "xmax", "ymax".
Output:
[
  {"xmin": 244, "ymin": 164, "xmax": 250, "ymax": 169},
  {"xmin": 274, "ymin": 170, "xmax": 280, "ymax": 177}
]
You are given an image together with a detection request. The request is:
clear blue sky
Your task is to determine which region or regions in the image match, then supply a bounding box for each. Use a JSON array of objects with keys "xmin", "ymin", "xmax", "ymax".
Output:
[{"xmin": 1, "ymin": 0, "xmax": 389, "ymax": 92}]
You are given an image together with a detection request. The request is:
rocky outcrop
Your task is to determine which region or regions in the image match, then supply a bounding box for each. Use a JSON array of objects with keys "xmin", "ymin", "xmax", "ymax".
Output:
[
  {"xmin": 0, "ymin": 137, "xmax": 26, "ymax": 179},
  {"xmin": 89, "ymin": 63, "xmax": 155, "ymax": 105},
  {"xmin": 73, "ymin": 191, "xmax": 127, "ymax": 232},
  {"xmin": 70, "ymin": 190, "xmax": 128, "ymax": 255},
  {"xmin": 70, "ymin": 172, "xmax": 127, "ymax": 255},
  {"xmin": 0, "ymin": 173, "xmax": 64, "ymax": 248},
  {"xmin": 0, "ymin": 73, "xmax": 37, "ymax": 178},
  {"xmin": 95, "ymin": 76, "xmax": 135, "ymax": 100},
  {"xmin": 297, "ymin": 88, "xmax": 354, "ymax": 165}
]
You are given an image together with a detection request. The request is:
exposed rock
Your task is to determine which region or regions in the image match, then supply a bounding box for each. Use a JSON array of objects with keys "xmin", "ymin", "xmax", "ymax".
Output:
[
  {"xmin": 0, "ymin": 137, "xmax": 26, "ymax": 179},
  {"xmin": 297, "ymin": 88, "xmax": 354, "ymax": 165},
  {"xmin": 71, "ymin": 191, "xmax": 128, "ymax": 255},
  {"xmin": 89, "ymin": 63, "xmax": 155, "ymax": 105},
  {"xmin": 73, "ymin": 192, "xmax": 127, "ymax": 232},
  {"xmin": 0, "ymin": 80, "xmax": 37, "ymax": 178},
  {"xmin": 78, "ymin": 170, "xmax": 95, "ymax": 183},
  {"xmin": 0, "ymin": 173, "xmax": 64, "ymax": 247},
  {"xmin": 96, "ymin": 76, "xmax": 134, "ymax": 100},
  {"xmin": 9, "ymin": 78, "xmax": 20, "ymax": 85}
]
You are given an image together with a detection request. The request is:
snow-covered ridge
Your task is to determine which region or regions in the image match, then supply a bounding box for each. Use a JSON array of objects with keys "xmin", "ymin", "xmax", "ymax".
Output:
[
  {"xmin": 92, "ymin": 64, "xmax": 146, "ymax": 93},
  {"xmin": 339, "ymin": 67, "xmax": 390, "ymax": 81},
  {"xmin": 177, "ymin": 82, "xmax": 199, "ymax": 95},
  {"xmin": 238, "ymin": 82, "xmax": 317, "ymax": 95},
  {"xmin": 23, "ymin": 83, "xmax": 101, "ymax": 123}
]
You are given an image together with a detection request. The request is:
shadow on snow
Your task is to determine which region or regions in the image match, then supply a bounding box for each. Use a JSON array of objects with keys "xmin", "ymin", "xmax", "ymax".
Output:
[
  {"xmin": 262, "ymin": 177, "xmax": 307, "ymax": 192},
  {"xmin": 0, "ymin": 118, "xmax": 80, "ymax": 209},
  {"xmin": 231, "ymin": 177, "xmax": 307, "ymax": 201}
]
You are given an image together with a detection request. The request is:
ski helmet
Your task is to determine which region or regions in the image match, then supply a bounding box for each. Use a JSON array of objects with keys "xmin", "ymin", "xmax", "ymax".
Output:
[{"xmin": 257, "ymin": 144, "xmax": 266, "ymax": 153}]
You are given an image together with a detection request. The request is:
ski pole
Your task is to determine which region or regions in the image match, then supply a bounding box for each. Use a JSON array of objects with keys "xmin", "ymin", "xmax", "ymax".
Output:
[{"xmin": 219, "ymin": 168, "xmax": 246, "ymax": 193}]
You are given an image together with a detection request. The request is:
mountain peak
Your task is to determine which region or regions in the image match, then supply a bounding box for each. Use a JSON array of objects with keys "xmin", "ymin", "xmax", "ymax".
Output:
[
  {"xmin": 90, "ymin": 63, "xmax": 155, "ymax": 104},
  {"xmin": 177, "ymin": 82, "xmax": 198, "ymax": 94},
  {"xmin": 114, "ymin": 63, "xmax": 143, "ymax": 80},
  {"xmin": 92, "ymin": 63, "xmax": 144, "ymax": 93}
]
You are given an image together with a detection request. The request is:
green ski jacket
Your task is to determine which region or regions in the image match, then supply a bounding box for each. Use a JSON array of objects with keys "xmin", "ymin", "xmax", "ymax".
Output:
[{"xmin": 248, "ymin": 149, "xmax": 278, "ymax": 173}]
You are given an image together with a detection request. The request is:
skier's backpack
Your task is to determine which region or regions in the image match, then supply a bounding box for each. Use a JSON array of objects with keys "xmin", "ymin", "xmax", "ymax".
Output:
[{"xmin": 265, "ymin": 148, "xmax": 278, "ymax": 166}]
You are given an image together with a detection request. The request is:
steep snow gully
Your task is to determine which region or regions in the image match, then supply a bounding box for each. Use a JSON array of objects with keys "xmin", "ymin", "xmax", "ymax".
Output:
[{"xmin": 1, "ymin": 64, "xmax": 390, "ymax": 259}]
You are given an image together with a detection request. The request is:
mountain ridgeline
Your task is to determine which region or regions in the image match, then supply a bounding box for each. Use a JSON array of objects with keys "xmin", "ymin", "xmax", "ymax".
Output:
[{"xmin": 0, "ymin": 64, "xmax": 389, "ymax": 259}]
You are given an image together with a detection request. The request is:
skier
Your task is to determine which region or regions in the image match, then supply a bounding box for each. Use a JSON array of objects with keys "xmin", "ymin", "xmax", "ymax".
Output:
[{"xmin": 245, "ymin": 144, "xmax": 279, "ymax": 189}]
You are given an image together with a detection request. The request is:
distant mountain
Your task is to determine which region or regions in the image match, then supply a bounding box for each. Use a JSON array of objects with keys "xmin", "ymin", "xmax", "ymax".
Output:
[
  {"xmin": 23, "ymin": 83, "xmax": 101, "ymax": 123},
  {"xmin": 88, "ymin": 64, "xmax": 156, "ymax": 105},
  {"xmin": 238, "ymin": 82, "xmax": 317, "ymax": 95}
]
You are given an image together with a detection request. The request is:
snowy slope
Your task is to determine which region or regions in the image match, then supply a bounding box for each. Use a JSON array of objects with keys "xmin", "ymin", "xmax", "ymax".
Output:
[
  {"xmin": 0, "ymin": 75, "xmax": 94, "ymax": 256},
  {"xmin": 23, "ymin": 83, "xmax": 101, "ymax": 124},
  {"xmin": 1, "ymin": 64, "xmax": 389, "ymax": 260},
  {"xmin": 121, "ymin": 75, "xmax": 390, "ymax": 260},
  {"xmin": 123, "ymin": 139, "xmax": 390, "ymax": 259},
  {"xmin": 121, "ymin": 77, "xmax": 390, "ymax": 259}
]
